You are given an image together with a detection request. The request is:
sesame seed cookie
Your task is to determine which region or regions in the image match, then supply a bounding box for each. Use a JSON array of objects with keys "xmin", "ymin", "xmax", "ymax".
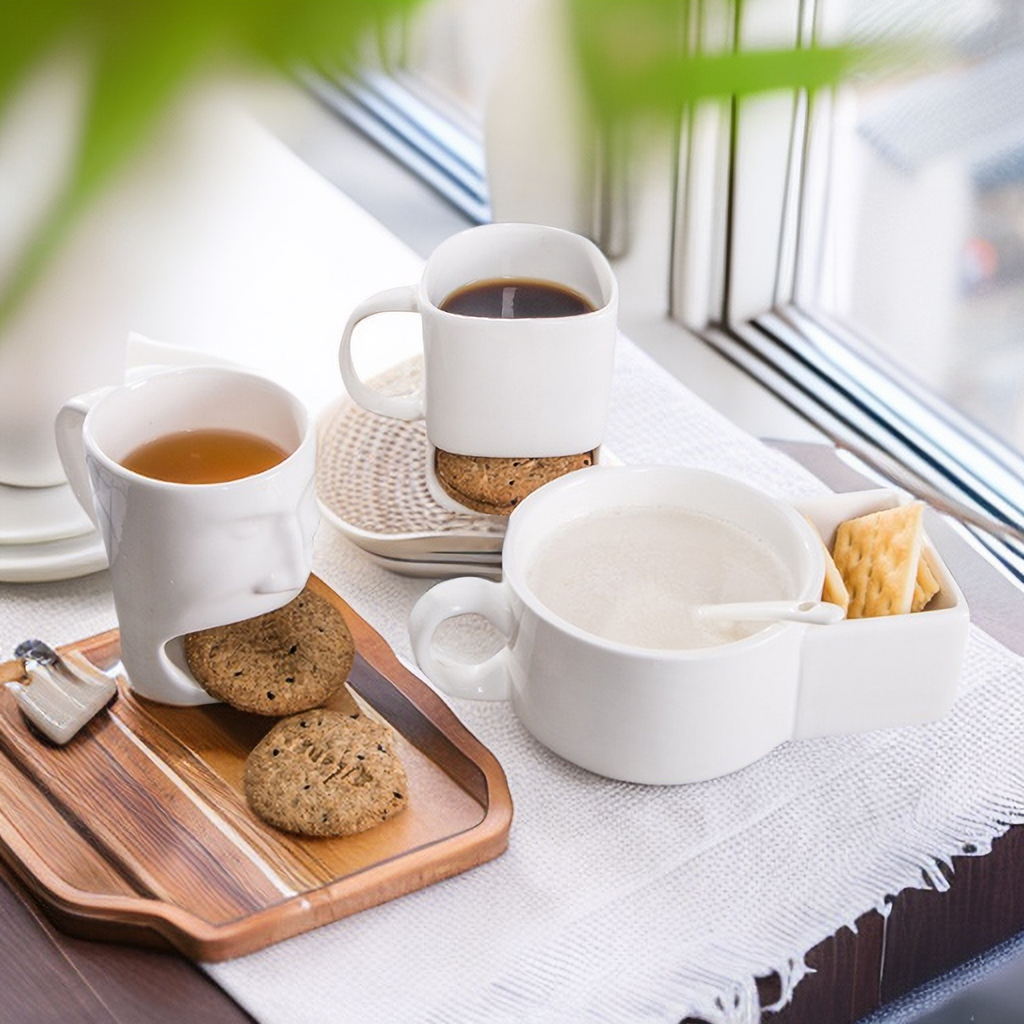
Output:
[
  {"xmin": 184, "ymin": 586, "xmax": 355, "ymax": 715},
  {"xmin": 434, "ymin": 450, "xmax": 595, "ymax": 515},
  {"xmin": 244, "ymin": 709, "xmax": 408, "ymax": 837}
]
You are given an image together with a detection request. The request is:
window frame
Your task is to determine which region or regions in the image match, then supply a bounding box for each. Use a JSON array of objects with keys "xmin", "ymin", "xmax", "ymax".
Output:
[
  {"xmin": 304, "ymin": 0, "xmax": 1024, "ymax": 585},
  {"xmin": 677, "ymin": 0, "xmax": 1024, "ymax": 582}
]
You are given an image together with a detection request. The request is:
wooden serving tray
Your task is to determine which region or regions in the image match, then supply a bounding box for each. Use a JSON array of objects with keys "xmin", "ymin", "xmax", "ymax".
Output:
[{"xmin": 0, "ymin": 576, "xmax": 512, "ymax": 962}]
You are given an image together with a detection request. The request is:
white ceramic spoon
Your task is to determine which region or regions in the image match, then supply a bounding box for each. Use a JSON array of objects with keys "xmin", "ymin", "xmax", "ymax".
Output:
[{"xmin": 695, "ymin": 599, "xmax": 846, "ymax": 626}]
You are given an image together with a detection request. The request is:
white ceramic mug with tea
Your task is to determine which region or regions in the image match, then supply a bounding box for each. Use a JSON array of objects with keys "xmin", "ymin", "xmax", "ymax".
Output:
[
  {"xmin": 338, "ymin": 222, "xmax": 618, "ymax": 458},
  {"xmin": 55, "ymin": 366, "xmax": 318, "ymax": 705}
]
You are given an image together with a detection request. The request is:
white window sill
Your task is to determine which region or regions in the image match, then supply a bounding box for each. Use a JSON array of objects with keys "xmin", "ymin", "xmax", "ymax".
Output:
[
  {"xmin": 84, "ymin": 77, "xmax": 821, "ymax": 445},
  {"xmin": 271, "ymin": 86, "xmax": 824, "ymax": 444}
]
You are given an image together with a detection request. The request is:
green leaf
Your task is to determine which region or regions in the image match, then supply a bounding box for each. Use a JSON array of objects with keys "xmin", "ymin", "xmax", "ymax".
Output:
[
  {"xmin": 583, "ymin": 45, "xmax": 868, "ymax": 118},
  {"xmin": 569, "ymin": 0, "xmax": 873, "ymax": 126},
  {"xmin": 0, "ymin": 0, "xmax": 419, "ymax": 324},
  {"xmin": 0, "ymin": 1, "xmax": 79, "ymax": 117}
]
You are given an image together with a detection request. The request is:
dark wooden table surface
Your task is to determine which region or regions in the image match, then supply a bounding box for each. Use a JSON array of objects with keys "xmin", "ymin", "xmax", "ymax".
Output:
[
  {"xmin": 0, "ymin": 860, "xmax": 252, "ymax": 1024},
  {"xmin": 5, "ymin": 443, "xmax": 1023, "ymax": 1024}
]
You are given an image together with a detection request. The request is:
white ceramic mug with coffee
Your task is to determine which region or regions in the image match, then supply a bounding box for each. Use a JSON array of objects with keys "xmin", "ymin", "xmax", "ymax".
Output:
[
  {"xmin": 55, "ymin": 366, "xmax": 318, "ymax": 705},
  {"xmin": 338, "ymin": 222, "xmax": 618, "ymax": 457}
]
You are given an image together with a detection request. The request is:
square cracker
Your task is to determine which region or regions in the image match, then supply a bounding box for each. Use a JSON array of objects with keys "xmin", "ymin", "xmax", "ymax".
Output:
[
  {"xmin": 809, "ymin": 520, "xmax": 849, "ymax": 613},
  {"xmin": 832, "ymin": 503, "xmax": 924, "ymax": 618},
  {"xmin": 912, "ymin": 554, "xmax": 940, "ymax": 613}
]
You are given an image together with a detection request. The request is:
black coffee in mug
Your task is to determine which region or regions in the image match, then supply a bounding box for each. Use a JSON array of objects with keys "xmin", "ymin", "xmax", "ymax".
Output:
[{"xmin": 440, "ymin": 278, "xmax": 595, "ymax": 319}]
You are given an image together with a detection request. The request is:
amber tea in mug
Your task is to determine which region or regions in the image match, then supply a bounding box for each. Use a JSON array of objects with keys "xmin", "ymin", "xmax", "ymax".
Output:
[
  {"xmin": 120, "ymin": 429, "xmax": 288, "ymax": 484},
  {"xmin": 55, "ymin": 365, "xmax": 318, "ymax": 706}
]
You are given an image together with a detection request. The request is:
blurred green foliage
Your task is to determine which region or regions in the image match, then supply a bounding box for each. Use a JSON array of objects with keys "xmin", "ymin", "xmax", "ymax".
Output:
[
  {"xmin": 0, "ymin": 0, "xmax": 419, "ymax": 322},
  {"xmin": 0, "ymin": 0, "xmax": 873, "ymax": 324},
  {"xmin": 571, "ymin": 0, "xmax": 869, "ymax": 126}
]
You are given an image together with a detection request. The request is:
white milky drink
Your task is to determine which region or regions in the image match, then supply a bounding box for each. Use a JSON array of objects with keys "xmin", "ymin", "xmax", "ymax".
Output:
[{"xmin": 526, "ymin": 506, "xmax": 797, "ymax": 650}]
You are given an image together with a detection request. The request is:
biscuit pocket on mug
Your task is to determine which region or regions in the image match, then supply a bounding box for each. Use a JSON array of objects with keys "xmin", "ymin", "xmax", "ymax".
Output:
[{"xmin": 794, "ymin": 490, "xmax": 969, "ymax": 741}]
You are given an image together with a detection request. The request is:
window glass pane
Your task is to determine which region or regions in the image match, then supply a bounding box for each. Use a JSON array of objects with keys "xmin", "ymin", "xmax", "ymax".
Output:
[
  {"xmin": 800, "ymin": 0, "xmax": 1024, "ymax": 455},
  {"xmin": 390, "ymin": 0, "xmax": 528, "ymax": 122}
]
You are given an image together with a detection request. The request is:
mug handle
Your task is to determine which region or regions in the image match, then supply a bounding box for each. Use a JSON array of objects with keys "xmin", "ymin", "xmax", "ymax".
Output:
[
  {"xmin": 54, "ymin": 384, "xmax": 115, "ymax": 528},
  {"xmin": 409, "ymin": 578, "xmax": 516, "ymax": 700},
  {"xmin": 338, "ymin": 285, "xmax": 425, "ymax": 420}
]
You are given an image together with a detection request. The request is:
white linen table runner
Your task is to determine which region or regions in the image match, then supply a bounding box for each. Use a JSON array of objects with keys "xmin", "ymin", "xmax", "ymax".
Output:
[{"xmin": 3, "ymin": 338, "xmax": 1022, "ymax": 1024}]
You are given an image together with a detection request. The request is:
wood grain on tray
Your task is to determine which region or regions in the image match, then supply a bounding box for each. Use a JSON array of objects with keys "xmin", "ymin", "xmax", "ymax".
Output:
[{"xmin": 0, "ymin": 575, "xmax": 512, "ymax": 961}]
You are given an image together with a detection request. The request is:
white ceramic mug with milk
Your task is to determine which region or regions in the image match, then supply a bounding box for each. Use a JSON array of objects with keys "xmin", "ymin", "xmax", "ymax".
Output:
[
  {"xmin": 410, "ymin": 465, "xmax": 969, "ymax": 785},
  {"xmin": 411, "ymin": 465, "xmax": 825, "ymax": 784},
  {"xmin": 338, "ymin": 222, "xmax": 618, "ymax": 458},
  {"xmin": 55, "ymin": 366, "xmax": 318, "ymax": 705}
]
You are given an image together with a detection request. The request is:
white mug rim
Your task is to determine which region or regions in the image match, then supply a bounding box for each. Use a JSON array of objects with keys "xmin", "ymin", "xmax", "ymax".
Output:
[
  {"xmin": 81, "ymin": 366, "xmax": 313, "ymax": 491},
  {"xmin": 501, "ymin": 464, "xmax": 825, "ymax": 661},
  {"xmin": 420, "ymin": 222, "xmax": 619, "ymax": 318}
]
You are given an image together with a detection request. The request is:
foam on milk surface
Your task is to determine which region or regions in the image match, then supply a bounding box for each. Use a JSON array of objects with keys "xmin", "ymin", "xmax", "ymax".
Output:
[{"xmin": 526, "ymin": 506, "xmax": 796, "ymax": 650}]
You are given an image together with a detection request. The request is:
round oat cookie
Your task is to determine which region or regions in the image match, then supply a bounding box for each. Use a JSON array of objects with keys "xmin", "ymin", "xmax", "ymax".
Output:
[
  {"xmin": 184, "ymin": 587, "xmax": 355, "ymax": 715},
  {"xmin": 244, "ymin": 710, "xmax": 408, "ymax": 837},
  {"xmin": 434, "ymin": 450, "xmax": 594, "ymax": 515}
]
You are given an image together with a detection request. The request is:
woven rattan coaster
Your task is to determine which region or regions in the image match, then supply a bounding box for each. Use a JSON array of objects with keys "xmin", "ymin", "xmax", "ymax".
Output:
[{"xmin": 316, "ymin": 358, "xmax": 507, "ymax": 557}]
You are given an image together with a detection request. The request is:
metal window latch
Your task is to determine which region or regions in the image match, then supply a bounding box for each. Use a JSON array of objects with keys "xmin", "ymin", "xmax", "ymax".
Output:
[{"xmin": 7, "ymin": 640, "xmax": 117, "ymax": 745}]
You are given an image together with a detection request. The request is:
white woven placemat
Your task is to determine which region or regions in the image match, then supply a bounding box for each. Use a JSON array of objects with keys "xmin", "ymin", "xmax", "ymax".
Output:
[
  {"xmin": 316, "ymin": 356, "xmax": 502, "ymax": 540},
  {"xmin": 213, "ymin": 339, "xmax": 1024, "ymax": 1024},
  {"xmin": 2, "ymin": 337, "xmax": 1021, "ymax": 1024}
]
